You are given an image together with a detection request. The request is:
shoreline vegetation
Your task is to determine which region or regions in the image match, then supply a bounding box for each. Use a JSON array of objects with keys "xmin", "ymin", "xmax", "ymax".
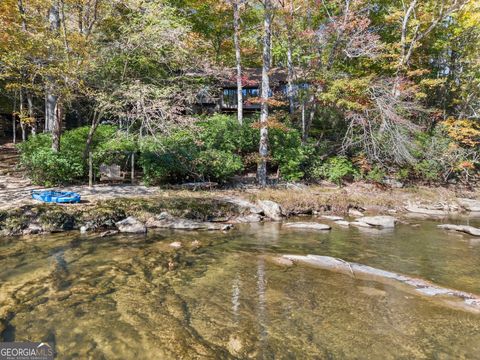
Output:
[{"xmin": 1, "ymin": 183, "xmax": 478, "ymax": 238}]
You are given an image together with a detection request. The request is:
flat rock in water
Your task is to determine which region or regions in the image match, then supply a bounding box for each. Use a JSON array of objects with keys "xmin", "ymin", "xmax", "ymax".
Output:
[
  {"xmin": 284, "ymin": 222, "xmax": 331, "ymax": 230},
  {"xmin": 146, "ymin": 217, "xmax": 232, "ymax": 231},
  {"xmin": 358, "ymin": 215, "xmax": 396, "ymax": 228},
  {"xmin": 349, "ymin": 221, "xmax": 373, "ymax": 228},
  {"xmin": 456, "ymin": 198, "xmax": 480, "ymax": 212},
  {"xmin": 115, "ymin": 217, "xmax": 147, "ymax": 233},
  {"xmin": 257, "ymin": 200, "xmax": 283, "ymax": 221},
  {"xmin": 283, "ymin": 254, "xmax": 480, "ymax": 314},
  {"xmin": 321, "ymin": 215, "xmax": 344, "ymax": 221},
  {"xmin": 100, "ymin": 230, "xmax": 119, "ymax": 237},
  {"xmin": 334, "ymin": 220, "xmax": 350, "ymax": 226},
  {"xmin": 438, "ymin": 224, "xmax": 480, "ymax": 237}
]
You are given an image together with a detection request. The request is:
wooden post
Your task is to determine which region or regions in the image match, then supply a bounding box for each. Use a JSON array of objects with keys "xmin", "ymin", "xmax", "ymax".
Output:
[
  {"xmin": 88, "ymin": 151, "xmax": 93, "ymax": 188},
  {"xmin": 131, "ymin": 152, "xmax": 135, "ymax": 184}
]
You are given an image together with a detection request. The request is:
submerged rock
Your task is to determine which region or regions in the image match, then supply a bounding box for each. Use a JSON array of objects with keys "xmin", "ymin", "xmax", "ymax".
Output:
[
  {"xmin": 357, "ymin": 215, "xmax": 396, "ymax": 228},
  {"xmin": 284, "ymin": 222, "xmax": 331, "ymax": 231},
  {"xmin": 438, "ymin": 224, "xmax": 480, "ymax": 237},
  {"xmin": 115, "ymin": 217, "xmax": 147, "ymax": 233},
  {"xmin": 170, "ymin": 242, "xmax": 182, "ymax": 249},
  {"xmin": 321, "ymin": 215, "xmax": 344, "ymax": 221},
  {"xmin": 257, "ymin": 200, "xmax": 283, "ymax": 221},
  {"xmin": 22, "ymin": 222, "xmax": 43, "ymax": 235},
  {"xmin": 146, "ymin": 216, "xmax": 233, "ymax": 231},
  {"xmin": 456, "ymin": 198, "xmax": 480, "ymax": 212},
  {"xmin": 99, "ymin": 230, "xmax": 119, "ymax": 237},
  {"xmin": 349, "ymin": 221, "xmax": 373, "ymax": 228},
  {"xmin": 283, "ymin": 254, "xmax": 480, "ymax": 314}
]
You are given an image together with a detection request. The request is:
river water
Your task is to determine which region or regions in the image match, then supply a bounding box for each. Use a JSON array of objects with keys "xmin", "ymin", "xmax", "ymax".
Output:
[{"xmin": 1, "ymin": 216, "xmax": 480, "ymax": 359}]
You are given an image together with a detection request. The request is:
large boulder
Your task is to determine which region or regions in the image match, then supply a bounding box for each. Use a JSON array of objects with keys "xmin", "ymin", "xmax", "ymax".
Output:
[
  {"xmin": 115, "ymin": 217, "xmax": 147, "ymax": 233},
  {"xmin": 358, "ymin": 216, "xmax": 396, "ymax": 228},
  {"xmin": 257, "ymin": 200, "xmax": 283, "ymax": 221},
  {"xmin": 222, "ymin": 197, "xmax": 263, "ymax": 214},
  {"xmin": 234, "ymin": 214, "xmax": 263, "ymax": 223},
  {"xmin": 348, "ymin": 208, "xmax": 364, "ymax": 217},
  {"xmin": 457, "ymin": 198, "xmax": 480, "ymax": 212},
  {"xmin": 284, "ymin": 222, "xmax": 331, "ymax": 230}
]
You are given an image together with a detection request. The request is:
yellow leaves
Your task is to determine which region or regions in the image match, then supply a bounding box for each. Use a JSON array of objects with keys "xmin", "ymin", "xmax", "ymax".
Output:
[
  {"xmin": 384, "ymin": 10, "xmax": 403, "ymax": 24},
  {"xmin": 419, "ymin": 78, "xmax": 446, "ymax": 88},
  {"xmin": 407, "ymin": 69, "xmax": 431, "ymax": 77},
  {"xmin": 414, "ymin": 92, "xmax": 427, "ymax": 100},
  {"xmin": 442, "ymin": 117, "xmax": 480, "ymax": 147}
]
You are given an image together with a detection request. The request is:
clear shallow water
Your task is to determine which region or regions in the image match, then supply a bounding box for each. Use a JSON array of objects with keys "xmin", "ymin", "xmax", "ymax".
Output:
[{"xmin": 1, "ymin": 216, "xmax": 480, "ymax": 359}]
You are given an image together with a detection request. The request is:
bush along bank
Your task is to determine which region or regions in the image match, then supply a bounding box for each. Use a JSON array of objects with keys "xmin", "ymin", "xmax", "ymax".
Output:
[{"xmin": 17, "ymin": 115, "xmax": 479, "ymax": 188}]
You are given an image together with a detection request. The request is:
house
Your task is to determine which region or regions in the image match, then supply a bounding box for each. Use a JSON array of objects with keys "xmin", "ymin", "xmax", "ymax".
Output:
[{"xmin": 196, "ymin": 68, "xmax": 308, "ymax": 113}]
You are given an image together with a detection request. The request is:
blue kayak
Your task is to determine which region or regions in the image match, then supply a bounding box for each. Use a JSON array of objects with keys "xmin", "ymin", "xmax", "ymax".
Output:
[{"xmin": 32, "ymin": 190, "xmax": 81, "ymax": 204}]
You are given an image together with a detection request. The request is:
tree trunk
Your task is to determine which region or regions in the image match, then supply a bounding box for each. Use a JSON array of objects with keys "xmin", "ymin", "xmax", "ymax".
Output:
[
  {"xmin": 12, "ymin": 91, "xmax": 17, "ymax": 144},
  {"xmin": 232, "ymin": 0, "xmax": 243, "ymax": 125},
  {"xmin": 27, "ymin": 92, "xmax": 36, "ymax": 135},
  {"xmin": 45, "ymin": 92, "xmax": 58, "ymax": 132},
  {"xmin": 51, "ymin": 102, "xmax": 62, "ymax": 152},
  {"xmin": 257, "ymin": 0, "xmax": 272, "ymax": 187},
  {"xmin": 83, "ymin": 110, "xmax": 102, "ymax": 162},
  {"xmin": 301, "ymin": 101, "xmax": 306, "ymax": 143},
  {"xmin": 286, "ymin": 0, "xmax": 295, "ymax": 114},
  {"xmin": 47, "ymin": 4, "xmax": 61, "ymax": 152},
  {"xmin": 19, "ymin": 90, "xmax": 26, "ymax": 141}
]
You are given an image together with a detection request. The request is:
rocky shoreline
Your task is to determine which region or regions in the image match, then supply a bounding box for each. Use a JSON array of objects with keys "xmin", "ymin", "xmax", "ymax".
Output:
[
  {"xmin": 0, "ymin": 190, "xmax": 479, "ymax": 238},
  {"xmin": 0, "ymin": 196, "xmax": 287, "ymax": 237}
]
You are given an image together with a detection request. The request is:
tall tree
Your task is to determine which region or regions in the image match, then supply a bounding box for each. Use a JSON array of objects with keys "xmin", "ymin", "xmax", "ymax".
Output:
[
  {"xmin": 231, "ymin": 0, "xmax": 243, "ymax": 125},
  {"xmin": 257, "ymin": 0, "xmax": 272, "ymax": 186},
  {"xmin": 46, "ymin": 3, "xmax": 61, "ymax": 151}
]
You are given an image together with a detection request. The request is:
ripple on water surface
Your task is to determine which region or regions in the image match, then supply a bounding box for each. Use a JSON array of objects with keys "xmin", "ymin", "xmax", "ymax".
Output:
[{"xmin": 1, "ymin": 218, "xmax": 480, "ymax": 359}]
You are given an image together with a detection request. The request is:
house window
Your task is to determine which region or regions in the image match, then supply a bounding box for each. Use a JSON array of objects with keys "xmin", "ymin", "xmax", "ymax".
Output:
[{"xmin": 222, "ymin": 87, "xmax": 260, "ymax": 108}]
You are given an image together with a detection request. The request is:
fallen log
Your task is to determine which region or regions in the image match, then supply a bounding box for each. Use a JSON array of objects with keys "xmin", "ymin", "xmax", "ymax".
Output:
[{"xmin": 282, "ymin": 254, "xmax": 480, "ymax": 314}]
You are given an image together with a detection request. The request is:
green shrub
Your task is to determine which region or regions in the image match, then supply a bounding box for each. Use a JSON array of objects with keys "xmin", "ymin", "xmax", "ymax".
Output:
[
  {"xmin": 195, "ymin": 149, "xmax": 243, "ymax": 182},
  {"xmin": 20, "ymin": 148, "xmax": 84, "ymax": 186},
  {"xmin": 365, "ymin": 165, "xmax": 386, "ymax": 183},
  {"xmin": 18, "ymin": 125, "xmax": 127, "ymax": 186},
  {"xmin": 140, "ymin": 131, "xmax": 198, "ymax": 184},
  {"xmin": 309, "ymin": 156, "xmax": 358, "ymax": 185},
  {"xmin": 197, "ymin": 114, "xmax": 255, "ymax": 153},
  {"xmin": 413, "ymin": 159, "xmax": 442, "ymax": 182},
  {"xmin": 269, "ymin": 127, "xmax": 306, "ymax": 181}
]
